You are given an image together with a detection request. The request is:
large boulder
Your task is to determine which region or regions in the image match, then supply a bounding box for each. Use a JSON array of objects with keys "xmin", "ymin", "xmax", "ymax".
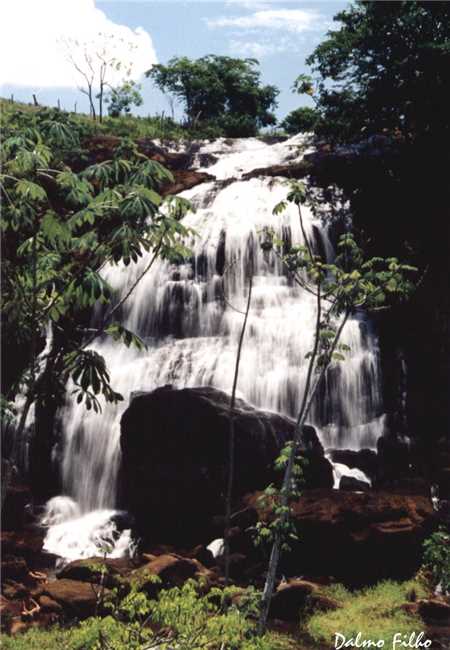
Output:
[
  {"xmin": 244, "ymin": 489, "xmax": 436, "ymax": 586},
  {"xmin": 269, "ymin": 579, "xmax": 339, "ymax": 621},
  {"xmin": 57, "ymin": 557, "xmax": 142, "ymax": 591},
  {"xmin": 130, "ymin": 554, "xmax": 214, "ymax": 596},
  {"xmin": 119, "ymin": 386, "xmax": 333, "ymax": 544},
  {"xmin": 1, "ymin": 528, "xmax": 57, "ymax": 572},
  {"xmin": 37, "ymin": 579, "xmax": 111, "ymax": 619}
]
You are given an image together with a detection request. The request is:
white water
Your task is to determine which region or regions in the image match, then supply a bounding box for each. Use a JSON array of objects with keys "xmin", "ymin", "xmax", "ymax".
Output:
[
  {"xmin": 44, "ymin": 136, "xmax": 385, "ymax": 559},
  {"xmin": 42, "ymin": 498, "xmax": 134, "ymax": 565},
  {"xmin": 330, "ymin": 462, "xmax": 372, "ymax": 490}
]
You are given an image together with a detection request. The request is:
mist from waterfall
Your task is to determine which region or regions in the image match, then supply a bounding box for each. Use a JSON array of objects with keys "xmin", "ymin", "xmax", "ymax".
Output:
[{"xmin": 46, "ymin": 136, "xmax": 385, "ymax": 557}]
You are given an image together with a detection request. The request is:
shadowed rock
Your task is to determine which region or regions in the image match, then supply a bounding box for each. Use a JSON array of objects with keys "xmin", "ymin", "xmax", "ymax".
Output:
[{"xmin": 119, "ymin": 386, "xmax": 333, "ymax": 544}]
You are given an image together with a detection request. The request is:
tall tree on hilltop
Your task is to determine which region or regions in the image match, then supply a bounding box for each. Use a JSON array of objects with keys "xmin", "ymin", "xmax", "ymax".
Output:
[{"xmin": 146, "ymin": 55, "xmax": 279, "ymax": 137}]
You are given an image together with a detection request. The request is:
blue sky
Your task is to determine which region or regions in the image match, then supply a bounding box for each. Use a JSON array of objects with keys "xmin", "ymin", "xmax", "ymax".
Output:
[{"xmin": 1, "ymin": 0, "xmax": 348, "ymax": 122}]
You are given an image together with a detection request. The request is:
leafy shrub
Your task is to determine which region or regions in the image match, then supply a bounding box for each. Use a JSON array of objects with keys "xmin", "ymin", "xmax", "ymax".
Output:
[
  {"xmin": 423, "ymin": 528, "xmax": 450, "ymax": 593},
  {"xmin": 1, "ymin": 617, "xmax": 138, "ymax": 650},
  {"xmin": 306, "ymin": 580, "xmax": 429, "ymax": 647},
  {"xmin": 2, "ymin": 581, "xmax": 295, "ymax": 649},
  {"xmin": 280, "ymin": 107, "xmax": 319, "ymax": 135}
]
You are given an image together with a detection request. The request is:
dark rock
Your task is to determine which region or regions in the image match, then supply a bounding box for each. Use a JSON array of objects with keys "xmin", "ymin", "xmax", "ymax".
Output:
[
  {"xmin": 161, "ymin": 169, "xmax": 215, "ymax": 197},
  {"xmin": 388, "ymin": 478, "xmax": 431, "ymax": 496},
  {"xmin": 57, "ymin": 557, "xmax": 142, "ymax": 589},
  {"xmin": 418, "ymin": 599, "xmax": 450, "ymax": 624},
  {"xmin": 1, "ymin": 484, "xmax": 32, "ymax": 531},
  {"xmin": 339, "ymin": 476, "xmax": 371, "ymax": 492},
  {"xmin": 400, "ymin": 602, "xmax": 420, "ymax": 617},
  {"xmin": 216, "ymin": 553, "xmax": 248, "ymax": 580},
  {"xmin": 1, "ymin": 556, "xmax": 29, "ymax": 581},
  {"xmin": 188, "ymin": 545, "xmax": 216, "ymax": 569},
  {"xmin": 119, "ymin": 386, "xmax": 333, "ymax": 544},
  {"xmin": 242, "ymin": 160, "xmax": 312, "ymax": 181},
  {"xmin": 436, "ymin": 468, "xmax": 450, "ymax": 500},
  {"xmin": 79, "ymin": 135, "xmax": 214, "ymax": 199},
  {"xmin": 38, "ymin": 579, "xmax": 111, "ymax": 619},
  {"xmin": 309, "ymin": 593, "xmax": 341, "ymax": 613},
  {"xmin": 269, "ymin": 579, "xmax": 316, "ymax": 620},
  {"xmin": 1, "ymin": 529, "xmax": 57, "ymax": 572},
  {"xmin": 38, "ymin": 595, "xmax": 63, "ymax": 614},
  {"xmin": 244, "ymin": 489, "xmax": 436, "ymax": 586},
  {"xmin": 269, "ymin": 579, "xmax": 339, "ymax": 621},
  {"xmin": 377, "ymin": 432, "xmax": 411, "ymax": 486},
  {"xmin": 0, "ymin": 595, "xmax": 23, "ymax": 632},
  {"xmin": 2, "ymin": 582, "xmax": 29, "ymax": 600},
  {"xmin": 130, "ymin": 554, "xmax": 199, "ymax": 596}
]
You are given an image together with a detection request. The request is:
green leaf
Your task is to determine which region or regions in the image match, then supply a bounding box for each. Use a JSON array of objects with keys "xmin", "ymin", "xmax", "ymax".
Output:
[{"xmin": 15, "ymin": 179, "xmax": 47, "ymax": 202}]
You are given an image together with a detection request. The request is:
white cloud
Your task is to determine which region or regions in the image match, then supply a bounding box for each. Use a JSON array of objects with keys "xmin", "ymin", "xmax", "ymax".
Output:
[
  {"xmin": 229, "ymin": 37, "xmax": 298, "ymax": 59},
  {"xmin": 0, "ymin": 0, "xmax": 157, "ymax": 89},
  {"xmin": 224, "ymin": 1, "xmax": 272, "ymax": 10},
  {"xmin": 207, "ymin": 8, "xmax": 324, "ymax": 34}
]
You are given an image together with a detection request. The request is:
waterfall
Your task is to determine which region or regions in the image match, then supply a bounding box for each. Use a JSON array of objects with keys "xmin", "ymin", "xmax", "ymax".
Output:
[{"xmin": 44, "ymin": 136, "xmax": 385, "ymax": 559}]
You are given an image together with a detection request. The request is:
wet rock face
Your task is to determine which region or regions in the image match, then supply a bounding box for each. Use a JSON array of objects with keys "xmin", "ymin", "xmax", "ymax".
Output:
[
  {"xmin": 328, "ymin": 449, "xmax": 378, "ymax": 483},
  {"xmin": 119, "ymin": 386, "xmax": 333, "ymax": 545},
  {"xmin": 1, "ymin": 483, "xmax": 32, "ymax": 531},
  {"xmin": 244, "ymin": 489, "xmax": 436, "ymax": 587},
  {"xmin": 339, "ymin": 475, "xmax": 371, "ymax": 492}
]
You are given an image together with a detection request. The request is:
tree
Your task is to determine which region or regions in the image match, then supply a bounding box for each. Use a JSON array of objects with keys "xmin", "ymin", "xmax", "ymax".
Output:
[
  {"xmin": 280, "ymin": 107, "xmax": 319, "ymax": 135},
  {"xmin": 0, "ymin": 106, "xmax": 192, "ymax": 492},
  {"xmin": 62, "ymin": 33, "xmax": 139, "ymax": 122},
  {"xmin": 223, "ymin": 259, "xmax": 254, "ymax": 585},
  {"xmin": 146, "ymin": 55, "xmax": 279, "ymax": 137},
  {"xmin": 105, "ymin": 81, "xmax": 143, "ymax": 118},
  {"xmin": 302, "ymin": 1, "xmax": 450, "ymax": 143},
  {"xmin": 256, "ymin": 181, "xmax": 416, "ymax": 633}
]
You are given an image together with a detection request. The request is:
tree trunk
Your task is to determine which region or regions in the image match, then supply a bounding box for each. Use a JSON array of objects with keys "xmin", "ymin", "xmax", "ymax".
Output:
[
  {"xmin": 257, "ymin": 309, "xmax": 349, "ymax": 634},
  {"xmin": 224, "ymin": 261, "xmax": 253, "ymax": 585},
  {"xmin": 99, "ymin": 82, "xmax": 104, "ymax": 123}
]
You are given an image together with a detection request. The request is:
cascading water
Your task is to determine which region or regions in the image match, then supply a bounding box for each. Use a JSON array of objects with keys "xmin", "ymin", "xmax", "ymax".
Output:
[{"xmin": 44, "ymin": 135, "xmax": 384, "ymax": 560}]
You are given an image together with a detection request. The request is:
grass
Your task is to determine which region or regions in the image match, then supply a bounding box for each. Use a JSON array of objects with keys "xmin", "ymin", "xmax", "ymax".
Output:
[
  {"xmin": 2, "ymin": 579, "xmax": 431, "ymax": 649},
  {"xmin": 0, "ymin": 97, "xmax": 290, "ymax": 143},
  {"xmin": 1, "ymin": 581, "xmax": 298, "ymax": 650},
  {"xmin": 305, "ymin": 579, "xmax": 430, "ymax": 647}
]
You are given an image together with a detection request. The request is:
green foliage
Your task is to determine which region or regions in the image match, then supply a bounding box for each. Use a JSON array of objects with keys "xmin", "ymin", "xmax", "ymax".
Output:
[
  {"xmin": 292, "ymin": 74, "xmax": 314, "ymax": 97},
  {"xmin": 0, "ymin": 616, "xmax": 150, "ymax": 650},
  {"xmin": 269, "ymin": 181, "xmax": 416, "ymax": 319},
  {"xmin": 256, "ymin": 183, "xmax": 417, "ymax": 634},
  {"xmin": 254, "ymin": 443, "xmax": 305, "ymax": 552},
  {"xmin": 0, "ymin": 97, "xmax": 252, "ymax": 142},
  {"xmin": 0, "ymin": 104, "xmax": 192, "ymax": 420},
  {"xmin": 304, "ymin": 1, "xmax": 450, "ymax": 143},
  {"xmin": 146, "ymin": 55, "xmax": 279, "ymax": 137},
  {"xmin": 306, "ymin": 579, "xmax": 428, "ymax": 647},
  {"xmin": 105, "ymin": 81, "xmax": 143, "ymax": 118},
  {"xmin": 280, "ymin": 107, "xmax": 319, "ymax": 135},
  {"xmin": 423, "ymin": 527, "xmax": 450, "ymax": 593},
  {"xmin": 1, "ymin": 582, "xmax": 295, "ymax": 649}
]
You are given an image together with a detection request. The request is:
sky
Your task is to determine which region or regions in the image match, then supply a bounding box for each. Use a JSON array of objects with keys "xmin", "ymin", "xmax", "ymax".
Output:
[{"xmin": 0, "ymin": 0, "xmax": 348, "ymax": 121}]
